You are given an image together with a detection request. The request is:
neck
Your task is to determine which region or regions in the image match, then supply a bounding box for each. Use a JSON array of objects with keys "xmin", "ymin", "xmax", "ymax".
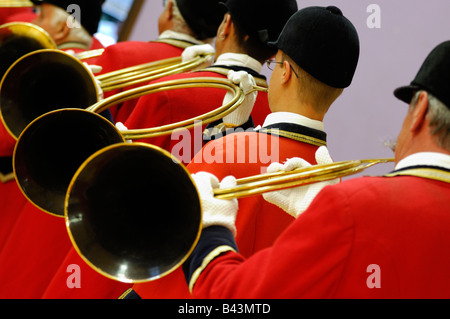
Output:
[
  {"xmin": 395, "ymin": 133, "xmax": 450, "ymax": 165},
  {"xmin": 216, "ymin": 40, "xmax": 247, "ymax": 58},
  {"xmin": 270, "ymin": 88, "xmax": 326, "ymax": 121}
]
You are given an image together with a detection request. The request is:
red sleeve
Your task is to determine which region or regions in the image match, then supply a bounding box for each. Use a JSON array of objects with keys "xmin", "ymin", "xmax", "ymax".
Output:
[{"xmin": 188, "ymin": 185, "xmax": 355, "ymax": 299}]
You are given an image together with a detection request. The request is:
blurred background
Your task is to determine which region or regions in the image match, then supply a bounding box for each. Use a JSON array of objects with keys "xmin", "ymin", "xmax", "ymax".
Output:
[{"xmin": 97, "ymin": 0, "xmax": 450, "ymax": 177}]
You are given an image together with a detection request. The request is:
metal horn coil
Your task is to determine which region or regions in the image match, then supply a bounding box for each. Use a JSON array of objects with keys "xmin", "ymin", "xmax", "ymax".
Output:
[{"xmin": 13, "ymin": 76, "xmax": 259, "ymax": 217}]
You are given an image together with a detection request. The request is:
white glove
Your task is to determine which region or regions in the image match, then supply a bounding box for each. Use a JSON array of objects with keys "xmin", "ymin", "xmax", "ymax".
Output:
[
  {"xmin": 181, "ymin": 44, "xmax": 215, "ymax": 67},
  {"xmin": 262, "ymin": 146, "xmax": 339, "ymax": 218},
  {"xmin": 191, "ymin": 172, "xmax": 238, "ymax": 236},
  {"xmin": 222, "ymin": 70, "xmax": 257, "ymax": 127},
  {"xmin": 83, "ymin": 62, "xmax": 104, "ymax": 101},
  {"xmin": 115, "ymin": 122, "xmax": 133, "ymax": 143},
  {"xmin": 115, "ymin": 122, "xmax": 127, "ymax": 132}
]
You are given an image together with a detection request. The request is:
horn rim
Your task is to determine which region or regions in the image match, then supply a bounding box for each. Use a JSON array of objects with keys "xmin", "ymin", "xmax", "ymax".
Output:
[
  {"xmin": 0, "ymin": 48, "xmax": 100, "ymax": 140},
  {"xmin": 64, "ymin": 142, "xmax": 203, "ymax": 283},
  {"xmin": 13, "ymin": 108, "xmax": 124, "ymax": 218}
]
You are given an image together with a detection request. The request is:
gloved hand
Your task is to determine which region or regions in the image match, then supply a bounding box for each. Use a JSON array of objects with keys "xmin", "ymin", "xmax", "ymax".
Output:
[
  {"xmin": 115, "ymin": 122, "xmax": 132, "ymax": 143},
  {"xmin": 262, "ymin": 146, "xmax": 339, "ymax": 218},
  {"xmin": 181, "ymin": 44, "xmax": 215, "ymax": 68},
  {"xmin": 222, "ymin": 70, "xmax": 257, "ymax": 127},
  {"xmin": 83, "ymin": 62, "xmax": 104, "ymax": 101},
  {"xmin": 191, "ymin": 172, "xmax": 238, "ymax": 236}
]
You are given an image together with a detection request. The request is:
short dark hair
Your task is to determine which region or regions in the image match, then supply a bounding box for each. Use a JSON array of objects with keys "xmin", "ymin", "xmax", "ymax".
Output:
[{"xmin": 231, "ymin": 15, "xmax": 277, "ymax": 63}]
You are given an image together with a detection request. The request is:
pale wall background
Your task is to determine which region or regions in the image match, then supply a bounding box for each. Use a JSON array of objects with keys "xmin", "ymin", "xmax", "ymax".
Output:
[{"xmin": 125, "ymin": 0, "xmax": 450, "ymax": 177}]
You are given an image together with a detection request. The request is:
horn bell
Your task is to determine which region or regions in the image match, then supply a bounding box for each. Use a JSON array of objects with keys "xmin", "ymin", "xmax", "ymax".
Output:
[
  {"xmin": 13, "ymin": 109, "xmax": 124, "ymax": 217},
  {"xmin": 65, "ymin": 143, "xmax": 202, "ymax": 283},
  {"xmin": 0, "ymin": 22, "xmax": 56, "ymax": 79},
  {"xmin": 0, "ymin": 49, "xmax": 98, "ymax": 139}
]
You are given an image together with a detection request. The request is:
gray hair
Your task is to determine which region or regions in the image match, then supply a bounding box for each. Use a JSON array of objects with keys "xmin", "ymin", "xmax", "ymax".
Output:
[{"xmin": 411, "ymin": 90, "xmax": 450, "ymax": 150}]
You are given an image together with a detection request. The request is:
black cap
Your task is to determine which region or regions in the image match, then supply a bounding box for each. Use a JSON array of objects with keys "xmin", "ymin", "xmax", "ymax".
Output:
[
  {"xmin": 31, "ymin": 0, "xmax": 104, "ymax": 35},
  {"xmin": 177, "ymin": 0, "xmax": 227, "ymax": 40},
  {"xmin": 394, "ymin": 41, "xmax": 450, "ymax": 109},
  {"xmin": 269, "ymin": 6, "xmax": 360, "ymax": 89},
  {"xmin": 222, "ymin": 0, "xmax": 298, "ymax": 45}
]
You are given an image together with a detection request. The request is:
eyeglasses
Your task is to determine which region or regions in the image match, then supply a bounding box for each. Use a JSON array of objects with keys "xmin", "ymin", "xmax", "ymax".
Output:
[{"xmin": 266, "ymin": 60, "xmax": 299, "ymax": 78}]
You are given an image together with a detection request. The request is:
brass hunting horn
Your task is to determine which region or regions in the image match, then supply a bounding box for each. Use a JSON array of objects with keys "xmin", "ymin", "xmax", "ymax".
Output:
[
  {"xmin": 64, "ymin": 142, "xmax": 394, "ymax": 283},
  {"xmin": 0, "ymin": 0, "xmax": 33, "ymax": 6},
  {"xmin": 0, "ymin": 22, "xmax": 56, "ymax": 80},
  {"xmin": 13, "ymin": 76, "xmax": 265, "ymax": 217}
]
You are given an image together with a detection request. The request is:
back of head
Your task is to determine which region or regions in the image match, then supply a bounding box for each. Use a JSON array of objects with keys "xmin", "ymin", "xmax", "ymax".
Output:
[
  {"xmin": 176, "ymin": 0, "xmax": 227, "ymax": 40},
  {"xmin": 223, "ymin": 0, "xmax": 298, "ymax": 61},
  {"xmin": 394, "ymin": 41, "xmax": 450, "ymax": 151},
  {"xmin": 270, "ymin": 6, "xmax": 360, "ymax": 89},
  {"xmin": 31, "ymin": 0, "xmax": 105, "ymax": 35},
  {"xmin": 394, "ymin": 41, "xmax": 450, "ymax": 110}
]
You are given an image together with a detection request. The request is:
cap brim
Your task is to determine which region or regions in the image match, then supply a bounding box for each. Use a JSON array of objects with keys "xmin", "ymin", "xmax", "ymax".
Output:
[
  {"xmin": 267, "ymin": 40, "xmax": 278, "ymax": 48},
  {"xmin": 219, "ymin": 2, "xmax": 229, "ymax": 11},
  {"xmin": 394, "ymin": 85, "xmax": 420, "ymax": 104}
]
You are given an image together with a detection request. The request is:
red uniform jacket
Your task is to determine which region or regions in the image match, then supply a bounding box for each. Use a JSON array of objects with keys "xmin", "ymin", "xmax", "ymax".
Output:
[
  {"xmin": 0, "ymin": 40, "xmax": 117, "ymax": 299},
  {"xmin": 129, "ymin": 119, "xmax": 328, "ymax": 299},
  {"xmin": 187, "ymin": 168, "xmax": 450, "ymax": 298},
  {"xmin": 41, "ymin": 247, "xmax": 132, "ymax": 299},
  {"xmin": 0, "ymin": 160, "xmax": 27, "ymax": 253},
  {"xmin": 123, "ymin": 67, "xmax": 271, "ymax": 166}
]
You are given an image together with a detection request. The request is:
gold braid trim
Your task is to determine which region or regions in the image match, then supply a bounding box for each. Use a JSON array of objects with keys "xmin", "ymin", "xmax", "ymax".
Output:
[
  {"xmin": 0, "ymin": 172, "xmax": 14, "ymax": 183},
  {"xmin": 189, "ymin": 245, "xmax": 236, "ymax": 294},
  {"xmin": 385, "ymin": 167, "xmax": 450, "ymax": 183},
  {"xmin": 258, "ymin": 128, "xmax": 327, "ymax": 147}
]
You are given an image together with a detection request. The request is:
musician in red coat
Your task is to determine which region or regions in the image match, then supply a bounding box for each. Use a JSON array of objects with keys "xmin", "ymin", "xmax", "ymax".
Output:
[
  {"xmin": 50, "ymin": 0, "xmax": 297, "ymax": 300},
  {"xmin": 93, "ymin": 0, "xmax": 225, "ymax": 123},
  {"xmin": 183, "ymin": 40, "xmax": 450, "ymax": 299},
  {"xmin": 123, "ymin": 0, "xmax": 299, "ymax": 166},
  {"xmin": 121, "ymin": 4, "xmax": 361, "ymax": 300},
  {"xmin": 0, "ymin": 0, "xmax": 106, "ymax": 299},
  {"xmin": 39, "ymin": 0, "xmax": 226, "ymax": 300}
]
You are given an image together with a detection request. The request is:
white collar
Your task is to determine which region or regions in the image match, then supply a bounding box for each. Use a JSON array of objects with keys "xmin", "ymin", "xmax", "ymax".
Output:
[
  {"xmin": 262, "ymin": 112, "xmax": 325, "ymax": 132},
  {"xmin": 395, "ymin": 152, "xmax": 450, "ymax": 171},
  {"xmin": 158, "ymin": 30, "xmax": 204, "ymax": 45},
  {"xmin": 214, "ymin": 53, "xmax": 263, "ymax": 74}
]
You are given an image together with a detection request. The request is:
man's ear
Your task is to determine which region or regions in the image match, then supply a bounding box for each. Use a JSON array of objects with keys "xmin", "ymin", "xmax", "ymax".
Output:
[
  {"xmin": 53, "ymin": 18, "xmax": 71, "ymax": 43},
  {"xmin": 410, "ymin": 91, "xmax": 429, "ymax": 132},
  {"xmin": 280, "ymin": 60, "xmax": 294, "ymax": 84},
  {"xmin": 166, "ymin": 0, "xmax": 174, "ymax": 20},
  {"xmin": 218, "ymin": 13, "xmax": 232, "ymax": 39}
]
